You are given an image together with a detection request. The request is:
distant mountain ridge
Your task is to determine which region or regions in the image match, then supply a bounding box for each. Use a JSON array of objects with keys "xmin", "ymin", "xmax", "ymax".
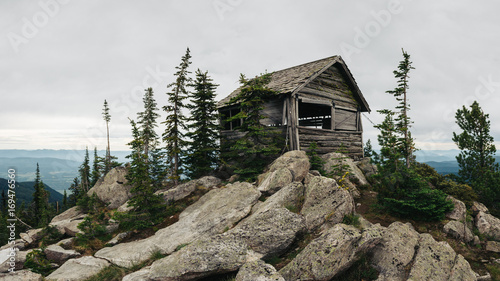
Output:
[{"xmin": 0, "ymin": 178, "xmax": 63, "ymax": 204}]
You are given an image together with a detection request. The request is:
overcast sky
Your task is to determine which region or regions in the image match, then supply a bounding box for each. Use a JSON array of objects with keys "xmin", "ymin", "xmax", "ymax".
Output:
[{"xmin": 2, "ymin": 0, "xmax": 500, "ymax": 154}]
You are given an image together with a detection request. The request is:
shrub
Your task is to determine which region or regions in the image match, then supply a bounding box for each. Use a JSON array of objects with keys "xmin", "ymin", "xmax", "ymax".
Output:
[
  {"xmin": 381, "ymin": 187, "xmax": 454, "ymax": 221},
  {"xmin": 342, "ymin": 213, "xmax": 360, "ymax": 228},
  {"xmin": 40, "ymin": 225, "xmax": 64, "ymax": 247},
  {"xmin": 25, "ymin": 249, "xmax": 53, "ymax": 275}
]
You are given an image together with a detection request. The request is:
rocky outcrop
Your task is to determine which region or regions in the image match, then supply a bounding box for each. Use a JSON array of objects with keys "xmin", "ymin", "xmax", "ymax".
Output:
[
  {"xmin": 95, "ymin": 182, "xmax": 260, "ymax": 268},
  {"xmin": 44, "ymin": 245, "xmax": 81, "ymax": 264},
  {"xmin": 49, "ymin": 206, "xmax": 86, "ymax": 236},
  {"xmin": 258, "ymin": 151, "xmax": 310, "ymax": 194},
  {"xmin": 20, "ymin": 228, "xmax": 43, "ymax": 245},
  {"xmin": 0, "ymin": 269, "xmax": 43, "ymax": 281},
  {"xmin": 371, "ymin": 222, "xmax": 420, "ymax": 281},
  {"xmin": 149, "ymin": 234, "xmax": 248, "ymax": 281},
  {"xmin": 87, "ymin": 166, "xmax": 132, "ymax": 209},
  {"xmin": 446, "ymin": 196, "xmax": 467, "ymax": 221},
  {"xmin": 476, "ymin": 211, "xmax": 500, "ymax": 241},
  {"xmin": 321, "ymin": 152, "xmax": 368, "ymax": 185},
  {"xmin": 486, "ymin": 241, "xmax": 500, "ymax": 253},
  {"xmin": 122, "ymin": 266, "xmax": 151, "ymax": 281},
  {"xmin": 228, "ymin": 207, "xmax": 306, "ymax": 258},
  {"xmin": 252, "ymin": 182, "xmax": 304, "ymax": 216},
  {"xmin": 0, "ymin": 248, "xmax": 31, "ymax": 273},
  {"xmin": 443, "ymin": 220, "xmax": 474, "ymax": 243},
  {"xmin": 46, "ymin": 256, "xmax": 110, "ymax": 281},
  {"xmin": 356, "ymin": 157, "xmax": 378, "ymax": 179},
  {"xmin": 407, "ymin": 234, "xmax": 476, "ymax": 281},
  {"xmin": 472, "ymin": 201, "xmax": 489, "ymax": 214},
  {"xmin": 279, "ymin": 223, "xmax": 383, "ymax": 280},
  {"xmin": 155, "ymin": 176, "xmax": 221, "ymax": 202},
  {"xmin": 301, "ymin": 175, "xmax": 354, "ymax": 230},
  {"xmin": 236, "ymin": 259, "xmax": 284, "ymax": 281}
]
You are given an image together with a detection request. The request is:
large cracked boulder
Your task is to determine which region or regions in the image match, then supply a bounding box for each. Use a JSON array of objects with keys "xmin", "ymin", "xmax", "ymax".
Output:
[
  {"xmin": 446, "ymin": 196, "xmax": 467, "ymax": 221},
  {"xmin": 228, "ymin": 207, "xmax": 306, "ymax": 259},
  {"xmin": 258, "ymin": 151, "xmax": 310, "ymax": 194},
  {"xmin": 252, "ymin": 182, "xmax": 305, "ymax": 216},
  {"xmin": 87, "ymin": 166, "xmax": 132, "ymax": 209},
  {"xmin": 279, "ymin": 224, "xmax": 383, "ymax": 280},
  {"xmin": 44, "ymin": 245, "xmax": 81, "ymax": 264},
  {"xmin": 49, "ymin": 206, "xmax": 85, "ymax": 236},
  {"xmin": 95, "ymin": 182, "xmax": 260, "ymax": 268},
  {"xmin": 46, "ymin": 256, "xmax": 111, "ymax": 281},
  {"xmin": 155, "ymin": 176, "xmax": 221, "ymax": 203},
  {"xmin": 371, "ymin": 222, "xmax": 420, "ymax": 281},
  {"xmin": 321, "ymin": 152, "xmax": 368, "ymax": 185},
  {"xmin": 476, "ymin": 211, "xmax": 500, "ymax": 241},
  {"xmin": 149, "ymin": 234, "xmax": 249, "ymax": 281},
  {"xmin": 236, "ymin": 259, "xmax": 285, "ymax": 281},
  {"xmin": 407, "ymin": 233, "xmax": 476, "ymax": 280},
  {"xmin": 443, "ymin": 220, "xmax": 474, "ymax": 243},
  {"xmin": 301, "ymin": 175, "xmax": 354, "ymax": 230}
]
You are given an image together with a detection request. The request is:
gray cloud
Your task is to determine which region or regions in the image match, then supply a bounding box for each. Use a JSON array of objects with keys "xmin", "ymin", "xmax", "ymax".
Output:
[{"xmin": 2, "ymin": 0, "xmax": 500, "ymax": 152}]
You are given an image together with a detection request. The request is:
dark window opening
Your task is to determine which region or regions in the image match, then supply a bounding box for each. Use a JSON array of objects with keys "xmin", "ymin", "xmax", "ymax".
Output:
[
  {"xmin": 221, "ymin": 108, "xmax": 242, "ymax": 130},
  {"xmin": 298, "ymin": 102, "xmax": 332, "ymax": 130}
]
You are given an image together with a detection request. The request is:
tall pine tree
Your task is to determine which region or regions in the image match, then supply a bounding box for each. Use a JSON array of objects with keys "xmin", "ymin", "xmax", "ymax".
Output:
[
  {"xmin": 386, "ymin": 49, "xmax": 415, "ymax": 168},
  {"xmin": 185, "ymin": 69, "xmax": 219, "ymax": 179},
  {"xmin": 163, "ymin": 48, "xmax": 192, "ymax": 185},
  {"xmin": 32, "ymin": 163, "xmax": 49, "ymax": 227},
  {"xmin": 90, "ymin": 147, "xmax": 101, "ymax": 187},
  {"xmin": 79, "ymin": 147, "xmax": 91, "ymax": 193},
  {"xmin": 138, "ymin": 88, "xmax": 161, "ymax": 160},
  {"xmin": 102, "ymin": 99, "xmax": 112, "ymax": 174}
]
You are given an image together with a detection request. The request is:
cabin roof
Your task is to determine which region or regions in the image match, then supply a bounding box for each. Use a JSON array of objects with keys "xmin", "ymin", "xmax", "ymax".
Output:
[{"xmin": 217, "ymin": 55, "xmax": 370, "ymax": 112}]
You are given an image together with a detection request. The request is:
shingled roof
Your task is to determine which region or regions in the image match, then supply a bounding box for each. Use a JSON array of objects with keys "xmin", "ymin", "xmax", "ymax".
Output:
[{"xmin": 217, "ymin": 55, "xmax": 370, "ymax": 112}]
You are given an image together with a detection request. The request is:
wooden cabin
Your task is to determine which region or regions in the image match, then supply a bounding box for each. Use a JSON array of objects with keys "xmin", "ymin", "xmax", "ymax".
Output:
[{"xmin": 217, "ymin": 56, "xmax": 370, "ymax": 160}]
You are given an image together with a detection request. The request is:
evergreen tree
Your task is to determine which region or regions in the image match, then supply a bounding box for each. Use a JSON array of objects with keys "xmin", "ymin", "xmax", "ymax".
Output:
[
  {"xmin": 452, "ymin": 101, "xmax": 500, "ymax": 210},
  {"xmin": 364, "ymin": 139, "xmax": 374, "ymax": 158},
  {"xmin": 374, "ymin": 109, "xmax": 401, "ymax": 171},
  {"xmin": 386, "ymin": 49, "xmax": 415, "ymax": 168},
  {"xmin": 119, "ymin": 119, "xmax": 163, "ymax": 229},
  {"xmin": 138, "ymin": 88, "xmax": 161, "ymax": 160},
  {"xmin": 90, "ymin": 147, "xmax": 102, "ymax": 188},
  {"xmin": 32, "ymin": 163, "xmax": 49, "ymax": 227},
  {"xmin": 62, "ymin": 190, "xmax": 68, "ymax": 210},
  {"xmin": 163, "ymin": 48, "xmax": 192, "ymax": 185},
  {"xmin": 222, "ymin": 73, "xmax": 282, "ymax": 180},
  {"xmin": 1, "ymin": 190, "xmax": 6, "ymax": 214},
  {"xmin": 102, "ymin": 99, "xmax": 112, "ymax": 174},
  {"xmin": 185, "ymin": 69, "xmax": 220, "ymax": 179},
  {"xmin": 68, "ymin": 177, "xmax": 81, "ymax": 206},
  {"xmin": 79, "ymin": 147, "xmax": 91, "ymax": 193}
]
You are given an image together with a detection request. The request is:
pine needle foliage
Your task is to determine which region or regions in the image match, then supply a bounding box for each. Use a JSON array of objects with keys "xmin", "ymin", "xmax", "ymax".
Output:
[
  {"xmin": 185, "ymin": 69, "xmax": 220, "ymax": 179},
  {"xmin": 163, "ymin": 48, "xmax": 192, "ymax": 185},
  {"xmin": 452, "ymin": 101, "xmax": 500, "ymax": 213},
  {"xmin": 222, "ymin": 73, "xmax": 282, "ymax": 181}
]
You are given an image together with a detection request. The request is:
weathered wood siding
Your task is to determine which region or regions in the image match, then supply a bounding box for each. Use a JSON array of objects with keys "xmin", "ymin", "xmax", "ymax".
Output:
[
  {"xmin": 261, "ymin": 98, "xmax": 284, "ymax": 126},
  {"xmin": 299, "ymin": 127, "xmax": 363, "ymax": 160},
  {"xmin": 297, "ymin": 64, "xmax": 359, "ymax": 110}
]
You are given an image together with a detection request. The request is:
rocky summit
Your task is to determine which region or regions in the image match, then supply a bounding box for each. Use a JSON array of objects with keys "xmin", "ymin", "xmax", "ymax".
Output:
[{"xmin": 2, "ymin": 151, "xmax": 499, "ymax": 280}]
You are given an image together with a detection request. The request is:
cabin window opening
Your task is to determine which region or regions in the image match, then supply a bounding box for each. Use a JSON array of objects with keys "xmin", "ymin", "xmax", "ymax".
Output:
[
  {"xmin": 220, "ymin": 108, "xmax": 242, "ymax": 130},
  {"xmin": 298, "ymin": 101, "xmax": 332, "ymax": 130}
]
